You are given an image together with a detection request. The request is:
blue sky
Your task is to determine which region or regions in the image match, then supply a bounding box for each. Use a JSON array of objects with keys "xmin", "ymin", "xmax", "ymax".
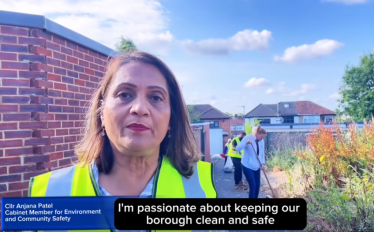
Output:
[{"xmin": 1, "ymin": 0, "xmax": 373, "ymax": 115}]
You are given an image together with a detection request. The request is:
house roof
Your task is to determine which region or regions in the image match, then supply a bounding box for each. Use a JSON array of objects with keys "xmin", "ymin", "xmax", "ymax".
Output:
[
  {"xmin": 295, "ymin": 101, "xmax": 335, "ymax": 115},
  {"xmin": 245, "ymin": 101, "xmax": 335, "ymax": 118},
  {"xmin": 189, "ymin": 104, "xmax": 230, "ymax": 120}
]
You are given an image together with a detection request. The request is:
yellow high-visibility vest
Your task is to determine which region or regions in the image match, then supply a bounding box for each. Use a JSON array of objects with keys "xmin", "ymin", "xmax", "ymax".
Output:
[
  {"xmin": 29, "ymin": 156, "xmax": 217, "ymax": 232},
  {"xmin": 228, "ymin": 137, "xmax": 243, "ymax": 158}
]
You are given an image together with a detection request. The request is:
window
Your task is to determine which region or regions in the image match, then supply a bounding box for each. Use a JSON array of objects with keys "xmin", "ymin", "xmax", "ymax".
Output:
[
  {"xmin": 283, "ymin": 116, "xmax": 294, "ymax": 123},
  {"xmin": 325, "ymin": 116, "xmax": 334, "ymax": 123},
  {"xmin": 303, "ymin": 116, "xmax": 320, "ymax": 123},
  {"xmin": 284, "ymin": 103, "xmax": 289, "ymax": 108},
  {"xmin": 259, "ymin": 119, "xmax": 270, "ymax": 124},
  {"xmin": 210, "ymin": 121, "xmax": 220, "ymax": 128}
]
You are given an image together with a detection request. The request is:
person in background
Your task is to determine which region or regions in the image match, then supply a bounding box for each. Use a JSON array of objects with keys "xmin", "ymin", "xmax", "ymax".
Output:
[
  {"xmin": 227, "ymin": 132, "xmax": 247, "ymax": 190},
  {"xmin": 236, "ymin": 125, "xmax": 267, "ymax": 198},
  {"xmin": 223, "ymin": 138, "xmax": 231, "ymax": 166}
]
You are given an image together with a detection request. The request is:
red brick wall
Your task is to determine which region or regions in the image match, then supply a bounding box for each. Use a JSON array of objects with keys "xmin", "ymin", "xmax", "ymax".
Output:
[
  {"xmin": 219, "ymin": 119, "xmax": 231, "ymax": 147},
  {"xmin": 203, "ymin": 124, "xmax": 210, "ymax": 162},
  {"xmin": 0, "ymin": 25, "xmax": 108, "ymax": 198},
  {"xmin": 219, "ymin": 119, "xmax": 231, "ymax": 135}
]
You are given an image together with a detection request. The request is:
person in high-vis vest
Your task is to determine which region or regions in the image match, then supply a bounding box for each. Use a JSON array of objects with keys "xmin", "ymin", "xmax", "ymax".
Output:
[
  {"xmin": 228, "ymin": 132, "xmax": 246, "ymax": 189},
  {"xmin": 28, "ymin": 51, "xmax": 220, "ymax": 232}
]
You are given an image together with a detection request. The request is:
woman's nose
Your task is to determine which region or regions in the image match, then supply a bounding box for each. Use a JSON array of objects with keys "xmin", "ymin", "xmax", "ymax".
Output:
[{"xmin": 129, "ymin": 97, "xmax": 149, "ymax": 116}]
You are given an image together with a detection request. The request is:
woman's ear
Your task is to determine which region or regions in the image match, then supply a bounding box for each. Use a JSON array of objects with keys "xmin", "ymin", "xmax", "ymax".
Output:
[
  {"xmin": 100, "ymin": 100, "xmax": 105, "ymax": 127},
  {"xmin": 100, "ymin": 114, "xmax": 104, "ymax": 127}
]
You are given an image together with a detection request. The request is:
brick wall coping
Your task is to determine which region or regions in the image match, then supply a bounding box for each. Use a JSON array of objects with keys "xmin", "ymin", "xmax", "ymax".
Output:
[
  {"xmin": 190, "ymin": 122, "xmax": 210, "ymax": 126},
  {"xmin": 0, "ymin": 10, "xmax": 116, "ymax": 57}
]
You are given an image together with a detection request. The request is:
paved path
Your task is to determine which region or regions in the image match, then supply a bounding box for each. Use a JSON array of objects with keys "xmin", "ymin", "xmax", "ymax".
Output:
[{"xmin": 213, "ymin": 159, "xmax": 294, "ymax": 232}]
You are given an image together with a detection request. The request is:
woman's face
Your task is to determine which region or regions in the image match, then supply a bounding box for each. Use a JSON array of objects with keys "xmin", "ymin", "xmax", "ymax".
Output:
[
  {"xmin": 101, "ymin": 62, "xmax": 171, "ymax": 155},
  {"xmin": 256, "ymin": 133, "xmax": 266, "ymax": 141}
]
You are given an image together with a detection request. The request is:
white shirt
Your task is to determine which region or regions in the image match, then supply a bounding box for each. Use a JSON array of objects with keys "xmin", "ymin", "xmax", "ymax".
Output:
[{"xmin": 236, "ymin": 134, "xmax": 266, "ymax": 170}]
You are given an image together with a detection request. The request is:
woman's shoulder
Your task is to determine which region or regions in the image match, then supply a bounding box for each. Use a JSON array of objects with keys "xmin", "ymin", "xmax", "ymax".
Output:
[
  {"xmin": 32, "ymin": 164, "xmax": 86, "ymax": 181},
  {"xmin": 245, "ymin": 134, "xmax": 255, "ymax": 140}
]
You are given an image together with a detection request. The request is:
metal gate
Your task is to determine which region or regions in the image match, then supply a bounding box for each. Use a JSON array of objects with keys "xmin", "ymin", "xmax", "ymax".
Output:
[{"xmin": 192, "ymin": 126, "xmax": 206, "ymax": 160}]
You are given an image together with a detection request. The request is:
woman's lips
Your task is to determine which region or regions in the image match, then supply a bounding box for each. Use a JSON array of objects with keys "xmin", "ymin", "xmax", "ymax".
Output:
[{"xmin": 126, "ymin": 123, "xmax": 150, "ymax": 132}]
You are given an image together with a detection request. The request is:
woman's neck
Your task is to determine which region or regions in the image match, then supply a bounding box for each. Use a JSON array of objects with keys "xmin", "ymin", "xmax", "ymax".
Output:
[{"xmin": 98, "ymin": 150, "xmax": 160, "ymax": 196}]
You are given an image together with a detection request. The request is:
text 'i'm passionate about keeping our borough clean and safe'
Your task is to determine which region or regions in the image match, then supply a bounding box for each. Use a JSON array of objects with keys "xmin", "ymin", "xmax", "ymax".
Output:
[{"xmin": 114, "ymin": 198, "xmax": 307, "ymax": 230}]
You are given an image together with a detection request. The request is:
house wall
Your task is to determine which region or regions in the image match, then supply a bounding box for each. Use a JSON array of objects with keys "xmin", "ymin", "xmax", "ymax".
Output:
[
  {"xmin": 219, "ymin": 119, "xmax": 231, "ymax": 136},
  {"xmin": 0, "ymin": 24, "xmax": 109, "ymax": 198},
  {"xmin": 230, "ymin": 116, "xmax": 244, "ymax": 137},
  {"xmin": 200, "ymin": 118, "xmax": 230, "ymax": 148},
  {"xmin": 247, "ymin": 115, "xmax": 336, "ymax": 125}
]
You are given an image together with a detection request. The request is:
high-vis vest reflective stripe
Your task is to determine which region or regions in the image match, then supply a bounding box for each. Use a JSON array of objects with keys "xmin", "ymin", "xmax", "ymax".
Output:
[
  {"xmin": 28, "ymin": 156, "xmax": 217, "ymax": 232},
  {"xmin": 227, "ymin": 137, "xmax": 243, "ymax": 158}
]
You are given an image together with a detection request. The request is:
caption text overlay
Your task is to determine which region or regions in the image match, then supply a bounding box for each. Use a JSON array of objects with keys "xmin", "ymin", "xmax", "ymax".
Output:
[
  {"xmin": 1, "ymin": 197, "xmax": 115, "ymax": 231},
  {"xmin": 115, "ymin": 198, "xmax": 307, "ymax": 230}
]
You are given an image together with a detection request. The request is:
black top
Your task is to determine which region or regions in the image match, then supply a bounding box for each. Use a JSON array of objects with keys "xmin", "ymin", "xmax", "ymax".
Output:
[
  {"xmin": 232, "ymin": 137, "xmax": 243, "ymax": 146},
  {"xmin": 255, "ymin": 139, "xmax": 259, "ymax": 156}
]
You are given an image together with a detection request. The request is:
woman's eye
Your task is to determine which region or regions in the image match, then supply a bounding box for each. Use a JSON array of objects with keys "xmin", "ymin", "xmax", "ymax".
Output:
[
  {"xmin": 118, "ymin": 92, "xmax": 132, "ymax": 99},
  {"xmin": 150, "ymin": 95, "xmax": 163, "ymax": 102}
]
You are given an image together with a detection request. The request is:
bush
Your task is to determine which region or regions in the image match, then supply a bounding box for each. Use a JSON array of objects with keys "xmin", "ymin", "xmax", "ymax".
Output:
[{"xmin": 287, "ymin": 121, "xmax": 374, "ymax": 231}]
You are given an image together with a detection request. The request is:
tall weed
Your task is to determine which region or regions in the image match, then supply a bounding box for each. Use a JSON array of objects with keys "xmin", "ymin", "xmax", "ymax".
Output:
[{"xmin": 287, "ymin": 121, "xmax": 374, "ymax": 231}]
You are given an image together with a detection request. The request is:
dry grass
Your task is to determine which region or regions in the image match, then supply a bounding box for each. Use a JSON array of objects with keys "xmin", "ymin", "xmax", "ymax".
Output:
[{"xmin": 273, "ymin": 121, "xmax": 374, "ymax": 231}]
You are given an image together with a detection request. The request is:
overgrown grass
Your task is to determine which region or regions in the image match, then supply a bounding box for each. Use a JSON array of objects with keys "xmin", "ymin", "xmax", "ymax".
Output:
[
  {"xmin": 266, "ymin": 149, "xmax": 298, "ymax": 172},
  {"xmin": 269, "ymin": 121, "xmax": 374, "ymax": 231}
]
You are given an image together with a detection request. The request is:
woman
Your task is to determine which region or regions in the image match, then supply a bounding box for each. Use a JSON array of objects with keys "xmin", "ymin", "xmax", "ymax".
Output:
[
  {"xmin": 236, "ymin": 125, "xmax": 267, "ymax": 198},
  {"xmin": 28, "ymin": 51, "xmax": 217, "ymax": 201}
]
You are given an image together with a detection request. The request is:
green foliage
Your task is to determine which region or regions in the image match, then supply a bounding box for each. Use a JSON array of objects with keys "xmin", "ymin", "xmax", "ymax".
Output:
[
  {"xmin": 115, "ymin": 36, "xmax": 137, "ymax": 53},
  {"xmin": 187, "ymin": 105, "xmax": 200, "ymax": 122},
  {"xmin": 284, "ymin": 122, "xmax": 374, "ymax": 231},
  {"xmin": 338, "ymin": 52, "xmax": 374, "ymax": 121},
  {"xmin": 266, "ymin": 149, "xmax": 298, "ymax": 172},
  {"xmin": 225, "ymin": 112, "xmax": 233, "ymax": 117}
]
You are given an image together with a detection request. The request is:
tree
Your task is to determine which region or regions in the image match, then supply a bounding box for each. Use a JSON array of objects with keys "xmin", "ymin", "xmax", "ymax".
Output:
[
  {"xmin": 338, "ymin": 53, "xmax": 374, "ymax": 121},
  {"xmin": 115, "ymin": 36, "xmax": 137, "ymax": 53},
  {"xmin": 225, "ymin": 112, "xmax": 233, "ymax": 117},
  {"xmin": 187, "ymin": 105, "xmax": 200, "ymax": 122}
]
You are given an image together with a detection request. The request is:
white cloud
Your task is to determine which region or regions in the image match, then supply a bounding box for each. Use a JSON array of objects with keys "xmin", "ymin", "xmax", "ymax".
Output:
[
  {"xmin": 244, "ymin": 78, "xmax": 271, "ymax": 88},
  {"xmin": 266, "ymin": 82, "xmax": 316, "ymax": 96},
  {"xmin": 322, "ymin": 0, "xmax": 368, "ymax": 4},
  {"xmin": 0, "ymin": 0, "xmax": 174, "ymax": 54},
  {"xmin": 274, "ymin": 39, "xmax": 344, "ymax": 63},
  {"xmin": 180, "ymin": 29, "xmax": 272, "ymax": 55},
  {"xmin": 329, "ymin": 93, "xmax": 341, "ymax": 99}
]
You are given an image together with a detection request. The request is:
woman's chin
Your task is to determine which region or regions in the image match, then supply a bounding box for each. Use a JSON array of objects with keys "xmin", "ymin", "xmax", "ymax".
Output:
[{"xmin": 121, "ymin": 141, "xmax": 154, "ymax": 152}]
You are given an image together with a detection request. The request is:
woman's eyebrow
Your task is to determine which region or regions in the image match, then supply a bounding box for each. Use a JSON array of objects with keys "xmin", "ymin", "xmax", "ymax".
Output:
[
  {"xmin": 114, "ymin": 83, "xmax": 168, "ymax": 95},
  {"xmin": 116, "ymin": 82, "xmax": 137, "ymax": 89},
  {"xmin": 148, "ymin": 86, "xmax": 167, "ymax": 95}
]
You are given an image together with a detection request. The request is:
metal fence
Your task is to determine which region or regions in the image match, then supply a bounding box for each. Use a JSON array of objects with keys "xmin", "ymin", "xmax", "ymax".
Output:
[{"xmin": 265, "ymin": 131, "xmax": 309, "ymax": 152}]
